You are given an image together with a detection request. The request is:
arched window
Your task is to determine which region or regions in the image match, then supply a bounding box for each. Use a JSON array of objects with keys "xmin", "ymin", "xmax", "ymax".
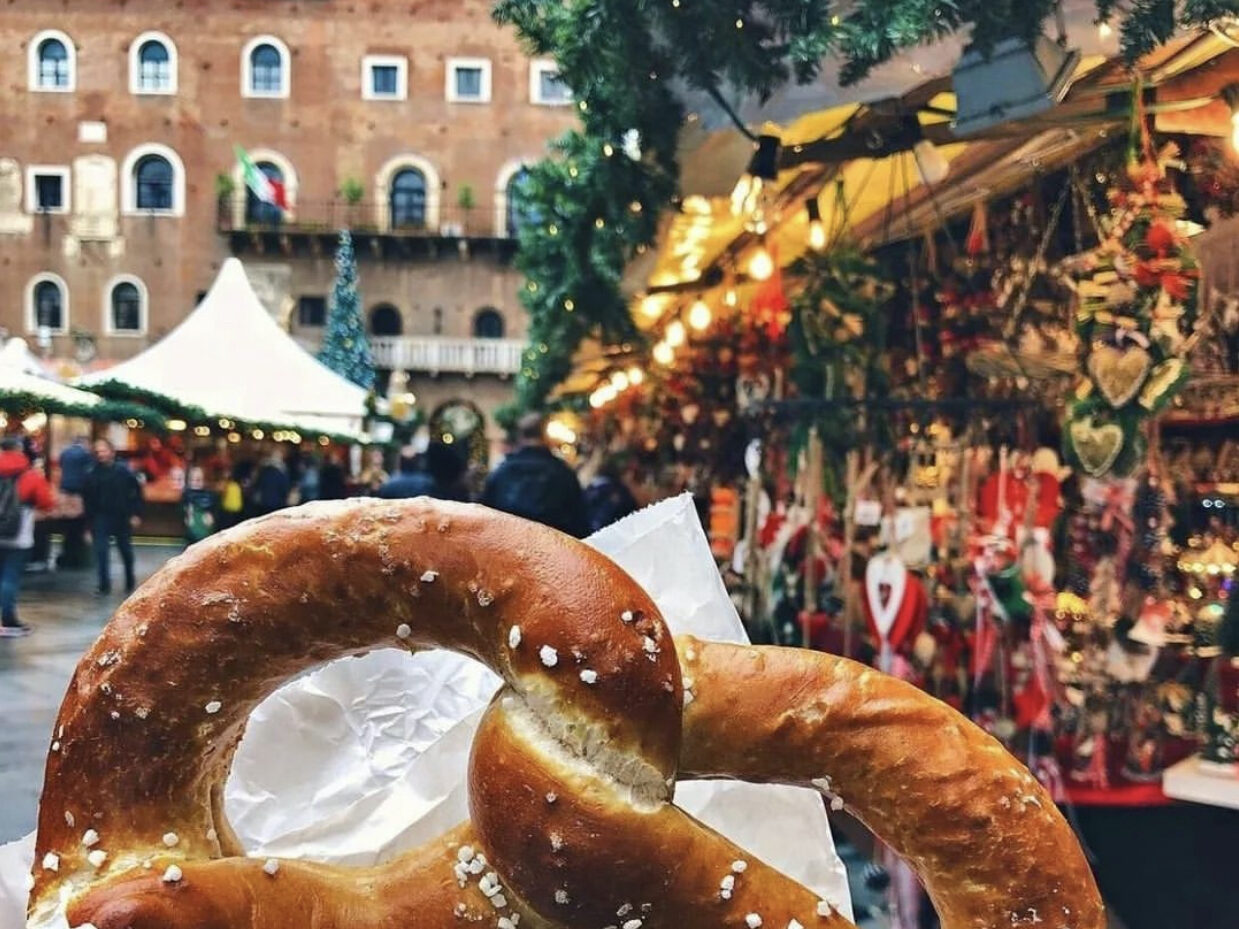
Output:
[
  {"xmin": 108, "ymin": 278, "xmax": 146, "ymax": 334},
  {"xmin": 370, "ymin": 304, "xmax": 403, "ymax": 337},
  {"xmin": 473, "ymin": 308, "xmax": 504, "ymax": 339},
  {"xmin": 242, "ymin": 37, "xmax": 290, "ymax": 98},
  {"xmin": 121, "ymin": 143, "xmax": 185, "ymax": 215},
  {"xmin": 30, "ymin": 31, "xmax": 74, "ymax": 91},
  {"xmin": 245, "ymin": 162, "xmax": 284, "ymax": 225},
  {"xmin": 132, "ymin": 33, "xmax": 175, "ymax": 94},
  {"xmin": 134, "ymin": 155, "xmax": 174, "ymax": 211},
  {"xmin": 28, "ymin": 275, "xmax": 67, "ymax": 333},
  {"xmin": 506, "ymin": 168, "xmax": 536, "ymax": 239},
  {"xmin": 389, "ymin": 169, "xmax": 426, "ymax": 229}
]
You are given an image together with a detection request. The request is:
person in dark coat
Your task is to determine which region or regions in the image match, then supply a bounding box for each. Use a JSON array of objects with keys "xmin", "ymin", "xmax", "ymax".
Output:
[
  {"xmin": 318, "ymin": 451, "xmax": 348, "ymax": 500},
  {"xmin": 380, "ymin": 442, "xmax": 469, "ymax": 501},
  {"xmin": 56, "ymin": 434, "xmax": 92, "ymax": 568},
  {"xmin": 584, "ymin": 463, "xmax": 638, "ymax": 534},
  {"xmin": 253, "ymin": 454, "xmax": 291, "ymax": 516},
  {"xmin": 82, "ymin": 439, "xmax": 143, "ymax": 595},
  {"xmin": 481, "ymin": 413, "xmax": 587, "ymax": 537}
]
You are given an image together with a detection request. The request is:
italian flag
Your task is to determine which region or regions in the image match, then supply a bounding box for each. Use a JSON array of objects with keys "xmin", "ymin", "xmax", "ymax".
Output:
[{"xmin": 235, "ymin": 145, "xmax": 287, "ymax": 210}]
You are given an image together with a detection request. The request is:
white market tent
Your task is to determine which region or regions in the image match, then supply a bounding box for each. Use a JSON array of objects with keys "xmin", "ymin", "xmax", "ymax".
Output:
[
  {"xmin": 0, "ymin": 338, "xmax": 108, "ymax": 415},
  {"xmin": 78, "ymin": 258, "xmax": 368, "ymax": 439}
]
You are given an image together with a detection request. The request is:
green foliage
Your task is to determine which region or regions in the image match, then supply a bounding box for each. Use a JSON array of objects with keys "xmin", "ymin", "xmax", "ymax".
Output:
[
  {"xmin": 0, "ymin": 388, "xmax": 165, "ymax": 431},
  {"xmin": 214, "ymin": 173, "xmax": 236, "ymax": 198},
  {"xmin": 317, "ymin": 231, "xmax": 376, "ymax": 392},
  {"xmin": 493, "ymin": 0, "xmax": 1233, "ymax": 412},
  {"xmin": 339, "ymin": 177, "xmax": 365, "ymax": 205},
  {"xmin": 457, "ymin": 183, "xmax": 477, "ymax": 210}
]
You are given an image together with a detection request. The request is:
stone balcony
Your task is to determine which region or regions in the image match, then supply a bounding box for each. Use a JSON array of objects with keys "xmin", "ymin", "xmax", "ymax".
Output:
[{"xmin": 369, "ymin": 336, "xmax": 524, "ymax": 377}]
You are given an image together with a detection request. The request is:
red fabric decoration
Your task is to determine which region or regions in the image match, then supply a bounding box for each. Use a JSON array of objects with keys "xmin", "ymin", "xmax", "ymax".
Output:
[
  {"xmin": 751, "ymin": 248, "xmax": 790, "ymax": 339},
  {"xmin": 861, "ymin": 569, "xmax": 928, "ymax": 655},
  {"xmin": 976, "ymin": 471, "xmax": 1060, "ymax": 535}
]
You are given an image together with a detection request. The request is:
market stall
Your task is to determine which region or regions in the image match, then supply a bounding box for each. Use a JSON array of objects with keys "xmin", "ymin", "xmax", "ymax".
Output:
[
  {"xmin": 499, "ymin": 11, "xmax": 1239, "ymax": 929},
  {"xmin": 73, "ymin": 258, "xmax": 371, "ymax": 524}
]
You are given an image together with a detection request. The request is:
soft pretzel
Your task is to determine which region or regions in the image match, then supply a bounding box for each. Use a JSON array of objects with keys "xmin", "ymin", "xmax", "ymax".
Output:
[{"xmin": 29, "ymin": 499, "xmax": 1103, "ymax": 929}]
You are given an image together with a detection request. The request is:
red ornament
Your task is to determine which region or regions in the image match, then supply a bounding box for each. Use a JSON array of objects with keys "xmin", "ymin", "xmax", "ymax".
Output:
[{"xmin": 1144, "ymin": 220, "xmax": 1176, "ymax": 256}]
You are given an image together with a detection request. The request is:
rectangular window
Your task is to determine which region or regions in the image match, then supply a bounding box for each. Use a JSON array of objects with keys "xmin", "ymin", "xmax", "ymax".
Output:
[
  {"xmin": 362, "ymin": 55, "xmax": 407, "ymax": 101},
  {"xmin": 26, "ymin": 166, "xmax": 70, "ymax": 214},
  {"xmin": 298, "ymin": 296, "xmax": 327, "ymax": 327},
  {"xmin": 530, "ymin": 60, "xmax": 571, "ymax": 106},
  {"xmin": 446, "ymin": 58, "xmax": 491, "ymax": 103}
]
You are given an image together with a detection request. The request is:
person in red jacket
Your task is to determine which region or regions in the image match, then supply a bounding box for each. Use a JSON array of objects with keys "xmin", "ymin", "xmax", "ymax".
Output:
[{"xmin": 0, "ymin": 436, "xmax": 55, "ymax": 636}]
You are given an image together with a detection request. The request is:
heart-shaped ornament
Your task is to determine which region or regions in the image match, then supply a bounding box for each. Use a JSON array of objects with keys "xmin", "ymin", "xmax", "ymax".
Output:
[
  {"xmin": 1069, "ymin": 418, "xmax": 1126, "ymax": 477},
  {"xmin": 1087, "ymin": 343, "xmax": 1153, "ymax": 409}
]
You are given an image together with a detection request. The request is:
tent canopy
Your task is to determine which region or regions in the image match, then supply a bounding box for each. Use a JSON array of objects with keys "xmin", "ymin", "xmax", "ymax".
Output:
[{"xmin": 79, "ymin": 259, "xmax": 368, "ymax": 438}]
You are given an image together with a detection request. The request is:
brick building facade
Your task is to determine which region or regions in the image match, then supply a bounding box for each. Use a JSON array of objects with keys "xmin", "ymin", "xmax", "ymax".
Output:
[{"xmin": 0, "ymin": 0, "xmax": 575, "ymax": 445}]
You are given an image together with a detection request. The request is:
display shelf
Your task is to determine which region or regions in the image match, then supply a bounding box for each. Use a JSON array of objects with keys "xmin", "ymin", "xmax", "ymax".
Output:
[{"xmin": 1163, "ymin": 756, "xmax": 1239, "ymax": 810}]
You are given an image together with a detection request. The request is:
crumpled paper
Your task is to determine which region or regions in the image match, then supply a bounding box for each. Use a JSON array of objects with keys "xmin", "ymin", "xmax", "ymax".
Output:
[{"xmin": 0, "ymin": 494, "xmax": 851, "ymax": 927}]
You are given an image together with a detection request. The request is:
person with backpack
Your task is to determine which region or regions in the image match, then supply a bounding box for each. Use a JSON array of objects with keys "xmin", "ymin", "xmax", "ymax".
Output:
[
  {"xmin": 82, "ymin": 439, "xmax": 144, "ymax": 595},
  {"xmin": 0, "ymin": 435, "xmax": 56, "ymax": 636}
]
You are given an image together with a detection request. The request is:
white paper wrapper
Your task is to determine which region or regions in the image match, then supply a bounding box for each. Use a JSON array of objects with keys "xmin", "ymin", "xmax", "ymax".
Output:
[{"xmin": 0, "ymin": 494, "xmax": 851, "ymax": 927}]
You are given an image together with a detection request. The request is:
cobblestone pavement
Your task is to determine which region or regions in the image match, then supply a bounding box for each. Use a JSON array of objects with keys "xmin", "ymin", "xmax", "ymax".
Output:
[{"xmin": 0, "ymin": 544, "xmax": 178, "ymax": 843}]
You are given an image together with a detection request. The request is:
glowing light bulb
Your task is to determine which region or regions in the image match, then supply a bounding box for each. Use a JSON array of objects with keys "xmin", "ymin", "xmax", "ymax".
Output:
[
  {"xmin": 627, "ymin": 366, "xmax": 644, "ymax": 385},
  {"xmin": 640, "ymin": 295, "xmax": 662, "ymax": 318},
  {"xmin": 611, "ymin": 371, "xmax": 630, "ymax": 391},
  {"xmin": 1098, "ymin": 21, "xmax": 1112, "ymax": 39},
  {"xmin": 665, "ymin": 319, "xmax": 687, "ymax": 347},
  {"xmin": 589, "ymin": 391, "xmax": 606, "ymax": 409},
  {"xmin": 748, "ymin": 244, "xmax": 774, "ymax": 281},
  {"xmin": 808, "ymin": 220, "xmax": 827, "ymax": 251},
  {"xmin": 688, "ymin": 299, "xmax": 712, "ymax": 331},
  {"xmin": 913, "ymin": 139, "xmax": 949, "ymax": 185},
  {"xmin": 724, "ymin": 288, "xmax": 738, "ymax": 307},
  {"xmin": 653, "ymin": 341, "xmax": 674, "ymax": 365}
]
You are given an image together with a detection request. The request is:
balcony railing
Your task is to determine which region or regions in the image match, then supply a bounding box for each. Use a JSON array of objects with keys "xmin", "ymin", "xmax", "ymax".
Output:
[
  {"xmin": 370, "ymin": 336, "xmax": 524, "ymax": 376},
  {"xmin": 216, "ymin": 197, "xmax": 516, "ymax": 240}
]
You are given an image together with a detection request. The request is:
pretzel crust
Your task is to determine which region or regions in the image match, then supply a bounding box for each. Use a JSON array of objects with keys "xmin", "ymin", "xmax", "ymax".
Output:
[
  {"xmin": 677, "ymin": 638, "xmax": 1105, "ymax": 929},
  {"xmin": 31, "ymin": 499, "xmax": 1102, "ymax": 929},
  {"xmin": 33, "ymin": 500, "xmax": 678, "ymax": 929}
]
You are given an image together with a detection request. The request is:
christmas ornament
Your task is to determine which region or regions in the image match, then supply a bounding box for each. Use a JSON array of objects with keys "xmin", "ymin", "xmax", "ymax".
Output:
[{"xmin": 1061, "ymin": 135, "xmax": 1199, "ymax": 477}]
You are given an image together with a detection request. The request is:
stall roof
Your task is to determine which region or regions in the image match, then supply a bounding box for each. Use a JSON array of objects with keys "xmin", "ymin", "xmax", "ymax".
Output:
[
  {"xmin": 631, "ymin": 30, "xmax": 1234, "ymax": 313},
  {"xmin": 78, "ymin": 259, "xmax": 368, "ymax": 438},
  {"xmin": 558, "ymin": 28, "xmax": 1238, "ymax": 400}
]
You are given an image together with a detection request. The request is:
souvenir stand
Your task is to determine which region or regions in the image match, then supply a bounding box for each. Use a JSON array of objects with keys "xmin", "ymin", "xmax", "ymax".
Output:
[{"xmin": 517, "ymin": 20, "xmax": 1239, "ymax": 929}]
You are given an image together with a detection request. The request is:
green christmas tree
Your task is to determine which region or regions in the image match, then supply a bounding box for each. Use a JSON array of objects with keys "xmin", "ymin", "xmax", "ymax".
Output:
[{"xmin": 318, "ymin": 230, "xmax": 375, "ymax": 391}]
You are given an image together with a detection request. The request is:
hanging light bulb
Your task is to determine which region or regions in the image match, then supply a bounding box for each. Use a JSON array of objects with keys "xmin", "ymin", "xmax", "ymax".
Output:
[
  {"xmin": 912, "ymin": 138, "xmax": 950, "ymax": 186},
  {"xmin": 589, "ymin": 390, "xmax": 606, "ymax": 409},
  {"xmin": 1226, "ymin": 85, "xmax": 1239, "ymax": 152},
  {"xmin": 724, "ymin": 287, "xmax": 738, "ymax": 307},
  {"xmin": 748, "ymin": 241, "xmax": 774, "ymax": 281},
  {"xmin": 806, "ymin": 198, "xmax": 826, "ymax": 251},
  {"xmin": 611, "ymin": 370, "xmax": 630, "ymax": 391},
  {"xmin": 652, "ymin": 341, "xmax": 674, "ymax": 365},
  {"xmin": 627, "ymin": 366, "xmax": 645, "ymax": 385},
  {"xmin": 640, "ymin": 294, "xmax": 662, "ymax": 319},
  {"xmin": 665, "ymin": 318, "xmax": 687, "ymax": 347},
  {"xmin": 731, "ymin": 134, "xmax": 781, "ymax": 230},
  {"xmin": 688, "ymin": 299, "xmax": 712, "ymax": 331}
]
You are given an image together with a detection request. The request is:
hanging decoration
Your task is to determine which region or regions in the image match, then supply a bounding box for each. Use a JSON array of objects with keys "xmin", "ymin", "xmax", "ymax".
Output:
[{"xmin": 1061, "ymin": 135, "xmax": 1200, "ymax": 477}]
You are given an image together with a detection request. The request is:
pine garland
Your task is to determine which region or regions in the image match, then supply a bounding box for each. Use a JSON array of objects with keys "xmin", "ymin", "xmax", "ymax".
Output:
[
  {"xmin": 318, "ymin": 231, "xmax": 376, "ymax": 393},
  {"xmin": 0, "ymin": 389, "xmax": 165, "ymax": 430},
  {"xmin": 493, "ymin": 0, "xmax": 1237, "ymax": 415}
]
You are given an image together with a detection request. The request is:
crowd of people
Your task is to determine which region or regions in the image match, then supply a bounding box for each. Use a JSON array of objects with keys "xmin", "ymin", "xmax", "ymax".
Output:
[
  {"xmin": 182, "ymin": 413, "xmax": 639, "ymax": 542},
  {"xmin": 0, "ymin": 413, "xmax": 642, "ymax": 638}
]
